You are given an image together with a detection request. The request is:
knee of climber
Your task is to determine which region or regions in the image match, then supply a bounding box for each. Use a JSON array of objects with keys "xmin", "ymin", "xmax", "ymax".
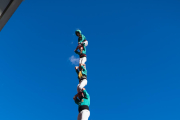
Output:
[
  {"xmin": 77, "ymin": 87, "xmax": 81, "ymax": 93},
  {"xmin": 79, "ymin": 86, "xmax": 83, "ymax": 90}
]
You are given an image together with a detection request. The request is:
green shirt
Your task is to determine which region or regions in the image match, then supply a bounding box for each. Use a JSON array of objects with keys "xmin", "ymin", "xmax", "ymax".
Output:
[
  {"xmin": 75, "ymin": 30, "xmax": 86, "ymax": 43},
  {"xmin": 75, "ymin": 89, "xmax": 90, "ymax": 107},
  {"xmin": 78, "ymin": 34, "xmax": 86, "ymax": 43}
]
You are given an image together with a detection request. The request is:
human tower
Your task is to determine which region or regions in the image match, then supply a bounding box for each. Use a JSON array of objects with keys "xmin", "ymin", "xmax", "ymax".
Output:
[{"xmin": 73, "ymin": 30, "xmax": 90, "ymax": 120}]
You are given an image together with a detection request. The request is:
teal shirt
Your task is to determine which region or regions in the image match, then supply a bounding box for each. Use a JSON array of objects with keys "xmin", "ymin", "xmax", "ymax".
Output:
[
  {"xmin": 74, "ymin": 43, "xmax": 86, "ymax": 56},
  {"xmin": 75, "ymin": 30, "xmax": 86, "ymax": 43},
  {"xmin": 78, "ymin": 34, "xmax": 86, "ymax": 43},
  {"xmin": 75, "ymin": 89, "xmax": 90, "ymax": 107},
  {"xmin": 76, "ymin": 65, "xmax": 87, "ymax": 77}
]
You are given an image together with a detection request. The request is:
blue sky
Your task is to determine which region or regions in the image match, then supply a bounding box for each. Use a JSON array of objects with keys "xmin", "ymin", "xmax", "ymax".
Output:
[{"xmin": 0, "ymin": 0, "xmax": 180, "ymax": 120}]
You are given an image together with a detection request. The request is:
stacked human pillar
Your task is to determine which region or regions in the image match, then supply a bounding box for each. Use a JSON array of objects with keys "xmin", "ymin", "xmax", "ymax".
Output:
[{"xmin": 73, "ymin": 30, "xmax": 90, "ymax": 120}]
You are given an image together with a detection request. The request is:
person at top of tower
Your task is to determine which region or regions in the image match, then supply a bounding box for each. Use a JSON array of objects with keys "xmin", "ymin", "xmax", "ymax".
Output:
[
  {"xmin": 73, "ymin": 88, "xmax": 90, "ymax": 120},
  {"xmin": 74, "ymin": 42, "xmax": 87, "ymax": 64},
  {"xmin": 75, "ymin": 64, "xmax": 87, "ymax": 93},
  {"xmin": 75, "ymin": 30, "xmax": 88, "ymax": 51}
]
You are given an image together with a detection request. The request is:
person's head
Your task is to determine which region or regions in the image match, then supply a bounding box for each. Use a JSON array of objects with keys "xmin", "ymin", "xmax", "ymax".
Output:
[
  {"xmin": 75, "ymin": 30, "xmax": 82, "ymax": 37},
  {"xmin": 78, "ymin": 92, "xmax": 84, "ymax": 99}
]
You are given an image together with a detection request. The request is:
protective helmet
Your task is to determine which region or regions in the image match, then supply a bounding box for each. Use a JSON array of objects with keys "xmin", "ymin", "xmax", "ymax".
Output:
[{"xmin": 75, "ymin": 29, "xmax": 82, "ymax": 35}]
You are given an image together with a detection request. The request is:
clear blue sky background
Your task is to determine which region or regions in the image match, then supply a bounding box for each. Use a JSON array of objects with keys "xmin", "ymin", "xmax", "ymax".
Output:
[{"xmin": 0, "ymin": 0, "xmax": 180, "ymax": 120}]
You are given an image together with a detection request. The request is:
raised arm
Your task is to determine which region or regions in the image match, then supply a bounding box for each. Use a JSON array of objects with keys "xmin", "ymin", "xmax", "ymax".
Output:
[
  {"xmin": 74, "ymin": 50, "xmax": 80, "ymax": 55},
  {"xmin": 73, "ymin": 94, "xmax": 80, "ymax": 105},
  {"xmin": 75, "ymin": 66, "xmax": 79, "ymax": 75},
  {"xmin": 73, "ymin": 93, "xmax": 78, "ymax": 100}
]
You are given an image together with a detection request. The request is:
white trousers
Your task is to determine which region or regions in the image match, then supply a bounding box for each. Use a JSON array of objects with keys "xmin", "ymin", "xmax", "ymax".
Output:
[
  {"xmin": 79, "ymin": 57, "xmax": 87, "ymax": 64},
  {"xmin": 77, "ymin": 79, "xmax": 87, "ymax": 93},
  {"xmin": 77, "ymin": 110, "xmax": 90, "ymax": 120},
  {"xmin": 82, "ymin": 41, "xmax": 88, "ymax": 47}
]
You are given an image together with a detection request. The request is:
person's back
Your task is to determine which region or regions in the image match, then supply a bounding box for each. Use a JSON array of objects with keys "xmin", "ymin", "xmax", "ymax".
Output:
[{"xmin": 75, "ymin": 30, "xmax": 87, "ymax": 44}]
